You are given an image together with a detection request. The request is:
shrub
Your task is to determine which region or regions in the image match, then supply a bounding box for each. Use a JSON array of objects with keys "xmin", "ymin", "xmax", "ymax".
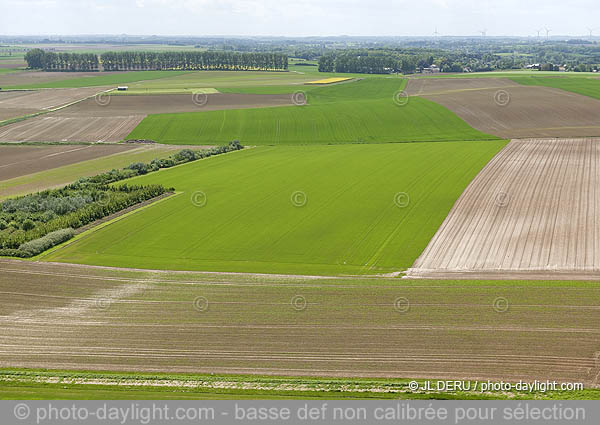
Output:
[
  {"xmin": 0, "ymin": 141, "xmax": 244, "ymax": 257},
  {"xmin": 17, "ymin": 228, "xmax": 75, "ymax": 257},
  {"xmin": 127, "ymin": 162, "xmax": 150, "ymax": 175},
  {"xmin": 22, "ymin": 219, "xmax": 35, "ymax": 231}
]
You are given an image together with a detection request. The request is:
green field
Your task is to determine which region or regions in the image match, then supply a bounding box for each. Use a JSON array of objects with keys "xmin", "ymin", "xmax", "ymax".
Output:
[
  {"xmin": 508, "ymin": 75, "xmax": 600, "ymax": 100},
  {"xmin": 127, "ymin": 78, "xmax": 497, "ymax": 145},
  {"xmin": 43, "ymin": 141, "xmax": 507, "ymax": 275}
]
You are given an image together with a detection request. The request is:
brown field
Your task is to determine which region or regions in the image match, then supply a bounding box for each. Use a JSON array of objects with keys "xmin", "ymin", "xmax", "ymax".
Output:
[
  {"xmin": 0, "ymin": 144, "xmax": 135, "ymax": 181},
  {"xmin": 405, "ymin": 77, "xmax": 518, "ymax": 96},
  {"xmin": 0, "ymin": 88, "xmax": 105, "ymax": 110},
  {"xmin": 0, "ymin": 62, "xmax": 26, "ymax": 69},
  {"xmin": 0, "ymin": 93, "xmax": 294, "ymax": 142},
  {"xmin": 65, "ymin": 93, "xmax": 296, "ymax": 115},
  {"xmin": 412, "ymin": 79, "xmax": 600, "ymax": 138},
  {"xmin": 0, "ymin": 87, "xmax": 108, "ymax": 122},
  {"xmin": 0, "ymin": 144, "xmax": 200, "ymax": 199},
  {"xmin": 0, "ymin": 70, "xmax": 126, "ymax": 87},
  {"xmin": 0, "ymin": 107, "xmax": 38, "ymax": 122},
  {"xmin": 408, "ymin": 138, "xmax": 600, "ymax": 280},
  {"xmin": 0, "ymin": 115, "xmax": 145, "ymax": 143},
  {"xmin": 0, "ymin": 259, "xmax": 599, "ymax": 385}
]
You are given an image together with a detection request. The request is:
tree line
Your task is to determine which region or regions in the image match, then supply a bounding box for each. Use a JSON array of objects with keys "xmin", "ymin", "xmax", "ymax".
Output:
[
  {"xmin": 318, "ymin": 52, "xmax": 425, "ymax": 74},
  {"xmin": 24, "ymin": 49, "xmax": 99, "ymax": 71},
  {"xmin": 25, "ymin": 48, "xmax": 287, "ymax": 72},
  {"xmin": 0, "ymin": 142, "xmax": 243, "ymax": 257},
  {"xmin": 318, "ymin": 47, "xmax": 599, "ymax": 74}
]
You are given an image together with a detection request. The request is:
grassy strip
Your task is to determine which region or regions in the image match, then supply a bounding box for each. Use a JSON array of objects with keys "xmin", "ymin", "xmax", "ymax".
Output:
[{"xmin": 0, "ymin": 369, "xmax": 597, "ymax": 400}]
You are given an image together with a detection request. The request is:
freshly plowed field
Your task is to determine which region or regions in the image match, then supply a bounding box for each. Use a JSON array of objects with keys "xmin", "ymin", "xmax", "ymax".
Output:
[
  {"xmin": 0, "ymin": 92, "xmax": 295, "ymax": 142},
  {"xmin": 408, "ymin": 138, "xmax": 600, "ymax": 279},
  {"xmin": 0, "ymin": 144, "xmax": 135, "ymax": 181},
  {"xmin": 422, "ymin": 85, "xmax": 600, "ymax": 139},
  {"xmin": 0, "ymin": 71, "xmax": 126, "ymax": 87},
  {"xmin": 0, "ymin": 87, "xmax": 108, "ymax": 122},
  {"xmin": 0, "ymin": 107, "xmax": 38, "ymax": 121},
  {"xmin": 0, "ymin": 115, "xmax": 144, "ymax": 142},
  {"xmin": 1, "ymin": 259, "xmax": 599, "ymax": 385},
  {"xmin": 64, "ymin": 93, "xmax": 295, "ymax": 115},
  {"xmin": 405, "ymin": 78, "xmax": 518, "ymax": 96},
  {"xmin": 0, "ymin": 88, "xmax": 104, "ymax": 111}
]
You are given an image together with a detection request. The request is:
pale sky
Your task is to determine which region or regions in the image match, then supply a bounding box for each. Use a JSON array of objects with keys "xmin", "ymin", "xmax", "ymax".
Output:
[{"xmin": 1, "ymin": 0, "xmax": 598, "ymax": 37}]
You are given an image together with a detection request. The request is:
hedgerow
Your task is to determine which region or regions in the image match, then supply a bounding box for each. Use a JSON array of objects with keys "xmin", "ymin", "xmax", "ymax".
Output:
[{"xmin": 0, "ymin": 142, "xmax": 243, "ymax": 258}]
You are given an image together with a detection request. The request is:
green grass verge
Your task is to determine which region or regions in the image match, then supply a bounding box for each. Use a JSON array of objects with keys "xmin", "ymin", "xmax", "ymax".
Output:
[
  {"xmin": 508, "ymin": 75, "xmax": 600, "ymax": 101},
  {"xmin": 1, "ymin": 369, "xmax": 597, "ymax": 400},
  {"xmin": 127, "ymin": 78, "xmax": 497, "ymax": 145},
  {"xmin": 43, "ymin": 141, "xmax": 507, "ymax": 275}
]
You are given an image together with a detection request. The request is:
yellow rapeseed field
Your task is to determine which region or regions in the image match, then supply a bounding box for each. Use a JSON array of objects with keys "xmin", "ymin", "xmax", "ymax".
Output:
[{"xmin": 305, "ymin": 77, "xmax": 352, "ymax": 85}]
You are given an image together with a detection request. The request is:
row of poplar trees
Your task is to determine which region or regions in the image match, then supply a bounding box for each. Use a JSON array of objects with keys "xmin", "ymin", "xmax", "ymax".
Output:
[{"xmin": 25, "ymin": 49, "xmax": 288, "ymax": 72}]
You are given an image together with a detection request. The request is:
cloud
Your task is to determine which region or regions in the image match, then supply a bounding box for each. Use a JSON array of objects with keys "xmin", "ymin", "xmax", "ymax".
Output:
[{"xmin": 0, "ymin": 0, "xmax": 598, "ymax": 36}]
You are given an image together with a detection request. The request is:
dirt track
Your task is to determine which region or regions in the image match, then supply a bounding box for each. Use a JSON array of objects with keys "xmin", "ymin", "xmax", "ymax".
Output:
[
  {"xmin": 412, "ymin": 80, "xmax": 600, "ymax": 138},
  {"xmin": 0, "ymin": 144, "xmax": 135, "ymax": 181},
  {"xmin": 1, "ymin": 259, "xmax": 599, "ymax": 385},
  {"xmin": 408, "ymin": 138, "xmax": 600, "ymax": 279}
]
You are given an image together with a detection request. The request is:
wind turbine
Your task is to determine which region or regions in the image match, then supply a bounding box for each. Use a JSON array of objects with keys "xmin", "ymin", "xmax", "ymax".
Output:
[
  {"xmin": 479, "ymin": 29, "xmax": 487, "ymax": 37},
  {"xmin": 433, "ymin": 27, "xmax": 440, "ymax": 37},
  {"xmin": 588, "ymin": 27, "xmax": 597, "ymax": 40},
  {"xmin": 535, "ymin": 28, "xmax": 542, "ymax": 38},
  {"xmin": 545, "ymin": 27, "xmax": 551, "ymax": 39}
]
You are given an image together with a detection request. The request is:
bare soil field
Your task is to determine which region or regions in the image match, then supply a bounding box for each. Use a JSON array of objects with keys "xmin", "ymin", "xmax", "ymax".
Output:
[
  {"xmin": 0, "ymin": 87, "xmax": 108, "ymax": 122},
  {"xmin": 0, "ymin": 107, "xmax": 39, "ymax": 122},
  {"xmin": 0, "ymin": 259, "xmax": 599, "ymax": 385},
  {"xmin": 0, "ymin": 144, "xmax": 193, "ymax": 199},
  {"xmin": 0, "ymin": 88, "xmax": 104, "ymax": 111},
  {"xmin": 405, "ymin": 77, "xmax": 518, "ymax": 96},
  {"xmin": 421, "ymin": 85, "xmax": 600, "ymax": 138},
  {"xmin": 0, "ymin": 70, "xmax": 125, "ymax": 87},
  {"xmin": 0, "ymin": 62, "xmax": 26, "ymax": 69},
  {"xmin": 0, "ymin": 115, "xmax": 144, "ymax": 142},
  {"xmin": 0, "ymin": 92, "xmax": 294, "ymax": 142},
  {"xmin": 0, "ymin": 144, "xmax": 135, "ymax": 181},
  {"xmin": 66, "ymin": 93, "xmax": 296, "ymax": 115},
  {"xmin": 408, "ymin": 138, "xmax": 600, "ymax": 279}
]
